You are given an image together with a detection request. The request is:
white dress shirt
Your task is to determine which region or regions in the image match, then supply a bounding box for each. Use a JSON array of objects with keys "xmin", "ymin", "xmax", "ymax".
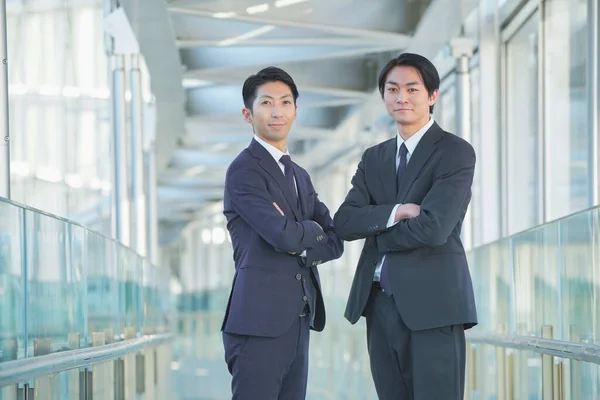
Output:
[{"xmin": 373, "ymin": 117, "xmax": 435, "ymax": 281}]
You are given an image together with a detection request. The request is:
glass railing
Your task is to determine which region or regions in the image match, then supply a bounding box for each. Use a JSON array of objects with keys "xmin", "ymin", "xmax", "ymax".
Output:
[
  {"xmin": 0, "ymin": 197, "xmax": 173, "ymax": 398},
  {"xmin": 465, "ymin": 205, "xmax": 600, "ymax": 399},
  {"xmin": 173, "ymin": 205, "xmax": 600, "ymax": 399}
]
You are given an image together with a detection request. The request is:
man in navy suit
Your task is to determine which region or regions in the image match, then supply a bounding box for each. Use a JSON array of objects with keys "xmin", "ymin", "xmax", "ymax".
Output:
[
  {"xmin": 221, "ymin": 66, "xmax": 344, "ymax": 400},
  {"xmin": 334, "ymin": 53, "xmax": 477, "ymax": 399}
]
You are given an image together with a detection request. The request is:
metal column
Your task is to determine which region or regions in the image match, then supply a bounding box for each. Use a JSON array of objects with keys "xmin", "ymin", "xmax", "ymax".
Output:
[
  {"xmin": 129, "ymin": 54, "xmax": 146, "ymax": 255},
  {"xmin": 589, "ymin": 0, "xmax": 600, "ymax": 206},
  {"xmin": 145, "ymin": 142, "xmax": 158, "ymax": 265},
  {"xmin": 450, "ymin": 37, "xmax": 474, "ymax": 247},
  {"xmin": 0, "ymin": 0, "xmax": 10, "ymax": 199},
  {"xmin": 111, "ymin": 54, "xmax": 131, "ymax": 245}
]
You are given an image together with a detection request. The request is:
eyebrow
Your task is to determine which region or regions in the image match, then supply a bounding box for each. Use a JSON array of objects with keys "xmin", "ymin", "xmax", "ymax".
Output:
[
  {"xmin": 258, "ymin": 94, "xmax": 293, "ymax": 99},
  {"xmin": 385, "ymin": 81, "xmax": 421, "ymax": 86}
]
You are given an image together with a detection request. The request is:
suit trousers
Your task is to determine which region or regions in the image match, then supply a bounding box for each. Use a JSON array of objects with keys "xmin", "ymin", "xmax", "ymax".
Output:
[
  {"xmin": 223, "ymin": 314, "xmax": 310, "ymax": 400},
  {"xmin": 365, "ymin": 287, "xmax": 466, "ymax": 400}
]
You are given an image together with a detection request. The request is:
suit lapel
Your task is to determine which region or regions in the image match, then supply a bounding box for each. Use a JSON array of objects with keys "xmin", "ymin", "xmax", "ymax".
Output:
[
  {"xmin": 379, "ymin": 138, "xmax": 398, "ymax": 203},
  {"xmin": 397, "ymin": 122, "xmax": 445, "ymax": 202},
  {"xmin": 249, "ymin": 140, "xmax": 302, "ymax": 221}
]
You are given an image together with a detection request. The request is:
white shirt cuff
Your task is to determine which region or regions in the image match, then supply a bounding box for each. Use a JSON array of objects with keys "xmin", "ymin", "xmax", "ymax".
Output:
[{"xmin": 387, "ymin": 204, "xmax": 401, "ymax": 228}]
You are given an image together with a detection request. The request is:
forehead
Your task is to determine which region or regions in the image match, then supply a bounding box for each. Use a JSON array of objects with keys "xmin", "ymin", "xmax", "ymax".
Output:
[
  {"xmin": 385, "ymin": 65, "xmax": 424, "ymax": 85},
  {"xmin": 255, "ymin": 81, "xmax": 293, "ymax": 98}
]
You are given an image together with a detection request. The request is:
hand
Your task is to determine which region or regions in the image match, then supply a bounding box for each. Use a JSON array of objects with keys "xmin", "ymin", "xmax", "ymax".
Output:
[
  {"xmin": 273, "ymin": 202, "xmax": 298, "ymax": 255},
  {"xmin": 394, "ymin": 203, "xmax": 421, "ymax": 222}
]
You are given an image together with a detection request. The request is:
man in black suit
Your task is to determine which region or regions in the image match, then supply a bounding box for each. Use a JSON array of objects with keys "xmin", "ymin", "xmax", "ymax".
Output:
[
  {"xmin": 334, "ymin": 53, "xmax": 477, "ymax": 399},
  {"xmin": 222, "ymin": 66, "xmax": 344, "ymax": 400}
]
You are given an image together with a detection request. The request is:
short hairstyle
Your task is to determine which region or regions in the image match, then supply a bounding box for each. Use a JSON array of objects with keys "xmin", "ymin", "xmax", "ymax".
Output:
[
  {"xmin": 377, "ymin": 53, "xmax": 440, "ymax": 113},
  {"xmin": 242, "ymin": 66, "xmax": 299, "ymax": 110}
]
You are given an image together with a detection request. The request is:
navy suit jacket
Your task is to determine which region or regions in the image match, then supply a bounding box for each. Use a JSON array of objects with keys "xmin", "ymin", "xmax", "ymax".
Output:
[
  {"xmin": 222, "ymin": 139, "xmax": 344, "ymax": 338},
  {"xmin": 334, "ymin": 122, "xmax": 478, "ymax": 331}
]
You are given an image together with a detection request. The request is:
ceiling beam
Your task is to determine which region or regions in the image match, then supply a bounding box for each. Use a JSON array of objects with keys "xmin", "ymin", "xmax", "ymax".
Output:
[
  {"xmin": 182, "ymin": 43, "xmax": 405, "ymax": 74},
  {"xmin": 177, "ymin": 37, "xmax": 387, "ymax": 48},
  {"xmin": 168, "ymin": 7, "xmax": 413, "ymax": 44}
]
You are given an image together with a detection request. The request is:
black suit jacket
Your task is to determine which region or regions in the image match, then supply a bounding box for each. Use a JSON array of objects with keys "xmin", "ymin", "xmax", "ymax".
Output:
[
  {"xmin": 222, "ymin": 139, "xmax": 344, "ymax": 337},
  {"xmin": 334, "ymin": 122, "xmax": 478, "ymax": 331}
]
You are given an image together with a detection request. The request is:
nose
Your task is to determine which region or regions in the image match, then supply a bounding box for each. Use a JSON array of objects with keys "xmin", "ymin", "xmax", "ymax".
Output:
[
  {"xmin": 395, "ymin": 90, "xmax": 409, "ymax": 103},
  {"xmin": 271, "ymin": 105, "xmax": 282, "ymax": 117}
]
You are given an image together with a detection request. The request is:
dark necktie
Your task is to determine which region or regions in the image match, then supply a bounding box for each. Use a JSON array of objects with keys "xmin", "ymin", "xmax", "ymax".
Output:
[
  {"xmin": 279, "ymin": 155, "xmax": 298, "ymax": 199},
  {"xmin": 380, "ymin": 142, "xmax": 408, "ymax": 294},
  {"xmin": 396, "ymin": 143, "xmax": 408, "ymax": 194}
]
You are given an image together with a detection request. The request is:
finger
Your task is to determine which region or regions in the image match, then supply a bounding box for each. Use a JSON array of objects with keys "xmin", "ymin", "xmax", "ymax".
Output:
[{"xmin": 273, "ymin": 202, "xmax": 285, "ymax": 216}]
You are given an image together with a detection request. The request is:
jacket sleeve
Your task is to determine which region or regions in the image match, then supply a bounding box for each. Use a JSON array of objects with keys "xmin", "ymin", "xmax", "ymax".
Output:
[
  {"xmin": 226, "ymin": 166, "xmax": 324, "ymax": 253},
  {"xmin": 333, "ymin": 151, "xmax": 396, "ymax": 241},
  {"xmin": 301, "ymin": 190, "xmax": 344, "ymax": 267},
  {"xmin": 376, "ymin": 143, "xmax": 476, "ymax": 252}
]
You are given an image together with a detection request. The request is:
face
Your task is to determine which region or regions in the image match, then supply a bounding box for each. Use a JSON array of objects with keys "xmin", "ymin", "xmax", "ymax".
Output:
[
  {"xmin": 383, "ymin": 65, "xmax": 438, "ymax": 131},
  {"xmin": 242, "ymin": 81, "xmax": 297, "ymax": 149}
]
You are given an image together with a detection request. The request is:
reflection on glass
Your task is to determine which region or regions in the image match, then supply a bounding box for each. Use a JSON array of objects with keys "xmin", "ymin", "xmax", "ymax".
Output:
[
  {"xmin": 0, "ymin": 199, "xmax": 169, "ymax": 365},
  {"xmin": 544, "ymin": 0, "xmax": 590, "ymax": 219},
  {"xmin": 0, "ymin": 201, "xmax": 24, "ymax": 361},
  {"xmin": 505, "ymin": 11, "xmax": 541, "ymax": 234}
]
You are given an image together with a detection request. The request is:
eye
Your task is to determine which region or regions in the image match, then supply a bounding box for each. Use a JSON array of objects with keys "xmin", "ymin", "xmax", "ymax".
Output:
[
  {"xmin": 262, "ymin": 101, "xmax": 271, "ymax": 105},
  {"xmin": 386, "ymin": 87, "xmax": 397, "ymax": 92},
  {"xmin": 283, "ymin": 100, "xmax": 292, "ymax": 105},
  {"xmin": 408, "ymin": 88, "xmax": 418, "ymax": 93}
]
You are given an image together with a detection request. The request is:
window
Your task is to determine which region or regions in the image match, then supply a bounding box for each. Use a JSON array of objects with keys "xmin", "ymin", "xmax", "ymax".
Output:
[
  {"xmin": 503, "ymin": 9, "xmax": 541, "ymax": 235},
  {"xmin": 543, "ymin": 0, "xmax": 589, "ymax": 219}
]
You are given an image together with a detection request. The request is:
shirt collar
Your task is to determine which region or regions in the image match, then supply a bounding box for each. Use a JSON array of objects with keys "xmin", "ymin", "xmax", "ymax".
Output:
[
  {"xmin": 254, "ymin": 134, "xmax": 289, "ymax": 163},
  {"xmin": 396, "ymin": 117, "xmax": 434, "ymax": 158}
]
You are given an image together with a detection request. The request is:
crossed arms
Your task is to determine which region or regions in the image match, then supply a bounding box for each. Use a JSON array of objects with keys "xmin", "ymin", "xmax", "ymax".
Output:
[
  {"xmin": 333, "ymin": 144, "xmax": 475, "ymax": 252},
  {"xmin": 227, "ymin": 166, "xmax": 343, "ymax": 264}
]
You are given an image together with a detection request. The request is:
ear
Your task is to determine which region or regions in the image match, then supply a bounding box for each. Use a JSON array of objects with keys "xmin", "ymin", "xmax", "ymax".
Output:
[
  {"xmin": 242, "ymin": 108, "xmax": 253, "ymax": 124},
  {"xmin": 428, "ymin": 88, "xmax": 439, "ymax": 106}
]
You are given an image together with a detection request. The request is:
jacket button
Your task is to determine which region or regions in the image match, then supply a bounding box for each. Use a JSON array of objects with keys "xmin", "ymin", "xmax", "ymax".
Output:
[
  {"xmin": 296, "ymin": 273, "xmax": 302, "ymax": 280},
  {"xmin": 302, "ymin": 296, "xmax": 308, "ymax": 301}
]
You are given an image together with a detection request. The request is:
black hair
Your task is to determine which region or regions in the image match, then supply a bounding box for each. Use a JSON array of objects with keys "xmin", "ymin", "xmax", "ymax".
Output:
[
  {"xmin": 242, "ymin": 66, "xmax": 299, "ymax": 111},
  {"xmin": 377, "ymin": 53, "xmax": 440, "ymax": 113}
]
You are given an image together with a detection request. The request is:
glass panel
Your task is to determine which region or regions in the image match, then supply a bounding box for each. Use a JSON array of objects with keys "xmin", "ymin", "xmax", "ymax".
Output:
[
  {"xmin": 505, "ymin": 11, "xmax": 541, "ymax": 234},
  {"xmin": 512, "ymin": 223, "xmax": 560, "ymax": 338},
  {"xmin": 87, "ymin": 232, "xmax": 120, "ymax": 342},
  {"xmin": 25, "ymin": 209, "xmax": 86, "ymax": 357},
  {"xmin": 0, "ymin": 201, "xmax": 24, "ymax": 362},
  {"xmin": 559, "ymin": 210, "xmax": 597, "ymax": 344},
  {"xmin": 544, "ymin": 0, "xmax": 590, "ymax": 219}
]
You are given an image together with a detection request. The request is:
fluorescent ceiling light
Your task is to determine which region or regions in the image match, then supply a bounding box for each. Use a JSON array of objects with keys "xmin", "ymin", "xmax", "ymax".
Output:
[
  {"xmin": 217, "ymin": 25, "xmax": 275, "ymax": 46},
  {"xmin": 182, "ymin": 79, "xmax": 213, "ymax": 89},
  {"xmin": 246, "ymin": 3, "xmax": 269, "ymax": 14},
  {"xmin": 213, "ymin": 11, "xmax": 236, "ymax": 18},
  {"xmin": 274, "ymin": 0, "xmax": 309, "ymax": 7}
]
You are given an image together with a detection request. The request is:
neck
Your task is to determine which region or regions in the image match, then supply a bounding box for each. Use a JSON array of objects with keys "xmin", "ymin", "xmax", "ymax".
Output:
[
  {"xmin": 258, "ymin": 135, "xmax": 287, "ymax": 153},
  {"xmin": 397, "ymin": 117, "xmax": 430, "ymax": 141}
]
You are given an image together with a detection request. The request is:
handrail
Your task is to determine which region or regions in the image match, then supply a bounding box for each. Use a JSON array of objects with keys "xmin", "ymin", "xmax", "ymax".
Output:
[
  {"xmin": 466, "ymin": 332, "xmax": 600, "ymax": 365},
  {"xmin": 0, "ymin": 196, "xmax": 143, "ymax": 258},
  {"xmin": 0, "ymin": 333, "xmax": 173, "ymax": 387}
]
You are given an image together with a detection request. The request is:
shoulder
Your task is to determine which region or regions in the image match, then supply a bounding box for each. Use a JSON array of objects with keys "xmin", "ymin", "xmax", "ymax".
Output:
[
  {"xmin": 438, "ymin": 129, "xmax": 475, "ymax": 159},
  {"xmin": 226, "ymin": 148, "xmax": 259, "ymax": 178},
  {"xmin": 361, "ymin": 137, "xmax": 395, "ymax": 160}
]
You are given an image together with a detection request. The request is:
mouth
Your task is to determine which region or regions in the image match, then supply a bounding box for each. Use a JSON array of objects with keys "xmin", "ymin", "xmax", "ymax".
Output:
[
  {"xmin": 269, "ymin": 123, "xmax": 286, "ymax": 127},
  {"xmin": 394, "ymin": 109, "xmax": 411, "ymax": 112}
]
